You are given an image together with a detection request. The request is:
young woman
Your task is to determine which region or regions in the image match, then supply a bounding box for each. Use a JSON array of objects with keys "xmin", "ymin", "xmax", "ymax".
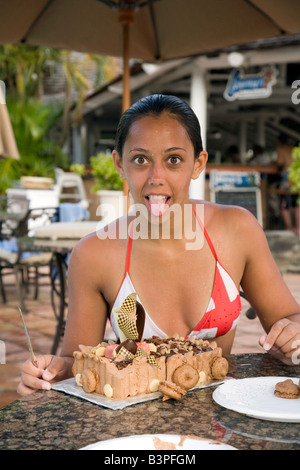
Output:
[{"xmin": 18, "ymin": 94, "xmax": 300, "ymax": 395}]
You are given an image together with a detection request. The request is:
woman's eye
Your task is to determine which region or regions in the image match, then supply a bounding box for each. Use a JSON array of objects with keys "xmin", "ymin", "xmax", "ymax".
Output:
[
  {"xmin": 133, "ymin": 156, "xmax": 147, "ymax": 165},
  {"xmin": 168, "ymin": 156, "xmax": 181, "ymax": 165}
]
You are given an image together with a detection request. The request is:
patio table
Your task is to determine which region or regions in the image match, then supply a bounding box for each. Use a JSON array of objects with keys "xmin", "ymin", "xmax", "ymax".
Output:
[{"xmin": 0, "ymin": 354, "xmax": 299, "ymax": 451}]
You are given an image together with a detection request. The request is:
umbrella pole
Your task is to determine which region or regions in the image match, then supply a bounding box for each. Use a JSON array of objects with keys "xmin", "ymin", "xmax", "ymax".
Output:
[
  {"xmin": 119, "ymin": 8, "xmax": 134, "ymax": 211},
  {"xmin": 121, "ymin": 15, "xmax": 131, "ymax": 113}
]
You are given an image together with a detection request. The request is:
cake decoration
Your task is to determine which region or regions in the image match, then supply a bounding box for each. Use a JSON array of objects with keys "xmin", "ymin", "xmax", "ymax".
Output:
[
  {"xmin": 112, "ymin": 293, "xmax": 159, "ymax": 368},
  {"xmin": 112, "ymin": 293, "xmax": 145, "ymax": 342},
  {"xmin": 158, "ymin": 381, "xmax": 187, "ymax": 401},
  {"xmin": 172, "ymin": 364, "xmax": 199, "ymax": 390}
]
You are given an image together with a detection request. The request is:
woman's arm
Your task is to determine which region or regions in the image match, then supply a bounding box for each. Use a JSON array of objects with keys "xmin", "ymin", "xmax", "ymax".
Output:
[
  {"xmin": 61, "ymin": 234, "xmax": 110, "ymax": 358},
  {"xmin": 18, "ymin": 234, "xmax": 110, "ymax": 395},
  {"xmin": 239, "ymin": 210, "xmax": 300, "ymax": 364}
]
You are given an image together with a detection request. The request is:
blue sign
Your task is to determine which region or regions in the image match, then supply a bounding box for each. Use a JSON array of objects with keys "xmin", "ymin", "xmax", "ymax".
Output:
[
  {"xmin": 210, "ymin": 171, "xmax": 260, "ymax": 189},
  {"xmin": 224, "ymin": 66, "xmax": 277, "ymax": 101}
]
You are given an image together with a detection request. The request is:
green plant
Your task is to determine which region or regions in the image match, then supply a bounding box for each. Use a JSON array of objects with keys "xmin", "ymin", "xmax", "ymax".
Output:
[
  {"xmin": 0, "ymin": 44, "xmax": 119, "ymax": 147},
  {"xmin": 90, "ymin": 152, "xmax": 123, "ymax": 191},
  {"xmin": 0, "ymin": 153, "xmax": 58, "ymax": 195},
  {"xmin": 0, "ymin": 157, "xmax": 20, "ymax": 194},
  {"xmin": 0, "ymin": 97, "xmax": 67, "ymax": 194},
  {"xmin": 70, "ymin": 163, "xmax": 86, "ymax": 177},
  {"xmin": 289, "ymin": 144, "xmax": 300, "ymax": 203}
]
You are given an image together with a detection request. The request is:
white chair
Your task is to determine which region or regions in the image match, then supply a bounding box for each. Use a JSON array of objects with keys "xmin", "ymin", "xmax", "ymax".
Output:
[{"xmin": 55, "ymin": 168, "xmax": 89, "ymax": 208}]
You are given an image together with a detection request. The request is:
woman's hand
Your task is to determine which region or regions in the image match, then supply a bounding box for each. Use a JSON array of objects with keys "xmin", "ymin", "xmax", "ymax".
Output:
[
  {"xmin": 259, "ymin": 317, "xmax": 300, "ymax": 365},
  {"xmin": 17, "ymin": 355, "xmax": 69, "ymax": 396}
]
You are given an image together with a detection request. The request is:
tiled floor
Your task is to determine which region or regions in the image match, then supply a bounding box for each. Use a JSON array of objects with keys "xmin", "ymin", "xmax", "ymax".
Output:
[{"xmin": 0, "ymin": 270, "xmax": 299, "ymax": 408}]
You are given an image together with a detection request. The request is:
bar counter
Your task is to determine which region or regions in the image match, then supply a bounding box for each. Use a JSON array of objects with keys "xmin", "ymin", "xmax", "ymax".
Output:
[{"xmin": 205, "ymin": 163, "xmax": 279, "ymax": 174}]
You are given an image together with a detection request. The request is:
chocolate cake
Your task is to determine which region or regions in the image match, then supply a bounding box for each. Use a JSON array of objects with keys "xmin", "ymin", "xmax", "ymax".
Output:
[{"xmin": 72, "ymin": 294, "xmax": 229, "ymax": 400}]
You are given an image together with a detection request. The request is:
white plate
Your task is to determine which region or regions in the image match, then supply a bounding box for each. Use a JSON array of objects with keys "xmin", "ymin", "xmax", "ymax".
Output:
[
  {"xmin": 213, "ymin": 377, "xmax": 300, "ymax": 422},
  {"xmin": 80, "ymin": 434, "xmax": 236, "ymax": 450}
]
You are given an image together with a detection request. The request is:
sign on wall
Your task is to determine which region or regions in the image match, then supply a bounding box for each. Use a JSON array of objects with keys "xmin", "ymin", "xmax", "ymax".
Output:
[
  {"xmin": 224, "ymin": 66, "xmax": 277, "ymax": 101},
  {"xmin": 209, "ymin": 171, "xmax": 263, "ymax": 226}
]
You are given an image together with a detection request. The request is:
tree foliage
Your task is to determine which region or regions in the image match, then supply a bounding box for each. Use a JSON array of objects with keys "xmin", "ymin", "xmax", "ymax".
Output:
[
  {"xmin": 289, "ymin": 144, "xmax": 300, "ymax": 202},
  {"xmin": 0, "ymin": 44, "xmax": 118, "ymax": 193}
]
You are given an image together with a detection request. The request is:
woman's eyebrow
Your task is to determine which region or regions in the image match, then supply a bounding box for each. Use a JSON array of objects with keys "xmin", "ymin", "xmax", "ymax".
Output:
[
  {"xmin": 129, "ymin": 147, "xmax": 150, "ymax": 153},
  {"xmin": 129, "ymin": 147, "xmax": 186, "ymax": 153},
  {"xmin": 164, "ymin": 147, "xmax": 186, "ymax": 153}
]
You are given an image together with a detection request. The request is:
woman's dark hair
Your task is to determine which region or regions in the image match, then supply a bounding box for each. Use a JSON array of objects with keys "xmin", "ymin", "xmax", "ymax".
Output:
[{"xmin": 114, "ymin": 94, "xmax": 203, "ymax": 159}]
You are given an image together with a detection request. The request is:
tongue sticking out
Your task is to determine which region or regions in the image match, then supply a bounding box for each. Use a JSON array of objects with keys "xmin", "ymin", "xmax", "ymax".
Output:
[{"xmin": 148, "ymin": 196, "xmax": 169, "ymax": 217}]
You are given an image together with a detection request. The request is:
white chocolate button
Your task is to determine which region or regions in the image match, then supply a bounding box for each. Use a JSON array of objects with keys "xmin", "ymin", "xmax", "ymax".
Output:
[
  {"xmin": 75, "ymin": 373, "xmax": 82, "ymax": 386},
  {"xmin": 149, "ymin": 379, "xmax": 160, "ymax": 392},
  {"xmin": 196, "ymin": 371, "xmax": 207, "ymax": 386},
  {"xmin": 103, "ymin": 383, "xmax": 113, "ymax": 398},
  {"xmin": 95, "ymin": 346, "xmax": 106, "ymax": 357},
  {"xmin": 148, "ymin": 343, "xmax": 157, "ymax": 353}
]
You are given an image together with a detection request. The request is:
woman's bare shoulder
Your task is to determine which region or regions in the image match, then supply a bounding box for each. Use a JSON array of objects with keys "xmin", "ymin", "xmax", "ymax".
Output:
[
  {"xmin": 193, "ymin": 199, "xmax": 261, "ymax": 232},
  {"xmin": 216, "ymin": 202, "xmax": 260, "ymax": 226},
  {"xmin": 193, "ymin": 200, "xmax": 266, "ymax": 260},
  {"xmin": 70, "ymin": 215, "xmax": 132, "ymax": 266}
]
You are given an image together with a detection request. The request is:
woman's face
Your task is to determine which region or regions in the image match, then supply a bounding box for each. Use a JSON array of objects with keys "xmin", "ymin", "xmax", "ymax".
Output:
[{"xmin": 113, "ymin": 113, "xmax": 207, "ymax": 217}]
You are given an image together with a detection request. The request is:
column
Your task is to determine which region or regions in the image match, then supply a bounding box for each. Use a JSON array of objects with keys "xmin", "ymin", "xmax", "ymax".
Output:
[
  {"xmin": 189, "ymin": 60, "xmax": 207, "ymax": 200},
  {"xmin": 72, "ymin": 126, "xmax": 83, "ymax": 164},
  {"xmin": 257, "ymin": 116, "xmax": 266, "ymax": 148},
  {"xmin": 239, "ymin": 120, "xmax": 247, "ymax": 163}
]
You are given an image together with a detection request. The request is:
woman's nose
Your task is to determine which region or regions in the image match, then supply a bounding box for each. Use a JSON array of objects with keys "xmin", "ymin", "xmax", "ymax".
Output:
[{"xmin": 148, "ymin": 161, "xmax": 165, "ymax": 185}]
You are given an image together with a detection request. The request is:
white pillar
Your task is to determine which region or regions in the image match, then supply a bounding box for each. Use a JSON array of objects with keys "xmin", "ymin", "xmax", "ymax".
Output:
[
  {"xmin": 72, "ymin": 125, "xmax": 86, "ymax": 164},
  {"xmin": 189, "ymin": 61, "xmax": 207, "ymax": 201},
  {"xmin": 72, "ymin": 127, "xmax": 82, "ymax": 164}
]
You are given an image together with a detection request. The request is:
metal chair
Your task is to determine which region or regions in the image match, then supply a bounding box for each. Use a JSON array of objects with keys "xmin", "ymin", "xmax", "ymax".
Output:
[
  {"xmin": 0, "ymin": 196, "xmax": 29, "ymax": 305},
  {"xmin": 0, "ymin": 196, "xmax": 58, "ymax": 312}
]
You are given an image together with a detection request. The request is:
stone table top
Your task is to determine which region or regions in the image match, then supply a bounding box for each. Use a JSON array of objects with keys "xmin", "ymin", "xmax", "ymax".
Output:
[{"xmin": 1, "ymin": 354, "xmax": 300, "ymax": 450}]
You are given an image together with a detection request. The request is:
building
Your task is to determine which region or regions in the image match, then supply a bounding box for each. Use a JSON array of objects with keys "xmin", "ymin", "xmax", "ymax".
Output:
[{"xmin": 70, "ymin": 34, "xmax": 300, "ymax": 228}]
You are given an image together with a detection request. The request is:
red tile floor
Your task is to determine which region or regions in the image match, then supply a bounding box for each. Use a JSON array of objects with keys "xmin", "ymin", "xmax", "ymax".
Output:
[{"xmin": 0, "ymin": 270, "xmax": 299, "ymax": 408}]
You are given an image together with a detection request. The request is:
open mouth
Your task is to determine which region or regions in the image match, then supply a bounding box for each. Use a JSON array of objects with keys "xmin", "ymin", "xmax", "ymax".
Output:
[{"xmin": 145, "ymin": 195, "xmax": 171, "ymax": 217}]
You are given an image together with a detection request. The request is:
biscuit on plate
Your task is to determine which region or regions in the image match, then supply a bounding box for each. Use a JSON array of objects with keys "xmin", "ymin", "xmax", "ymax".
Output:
[{"xmin": 274, "ymin": 379, "xmax": 300, "ymax": 399}]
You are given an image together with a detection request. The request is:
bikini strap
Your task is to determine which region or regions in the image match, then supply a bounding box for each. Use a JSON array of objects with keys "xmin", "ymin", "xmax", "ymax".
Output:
[
  {"xmin": 192, "ymin": 207, "xmax": 218, "ymax": 261},
  {"xmin": 125, "ymin": 219, "xmax": 134, "ymax": 274}
]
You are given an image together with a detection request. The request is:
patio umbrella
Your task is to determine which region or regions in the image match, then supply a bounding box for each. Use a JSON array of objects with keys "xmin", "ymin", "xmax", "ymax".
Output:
[
  {"xmin": 0, "ymin": 0, "xmax": 300, "ymax": 113},
  {"xmin": 0, "ymin": 85, "xmax": 19, "ymax": 160},
  {"xmin": 1, "ymin": 0, "xmax": 299, "ymax": 201}
]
